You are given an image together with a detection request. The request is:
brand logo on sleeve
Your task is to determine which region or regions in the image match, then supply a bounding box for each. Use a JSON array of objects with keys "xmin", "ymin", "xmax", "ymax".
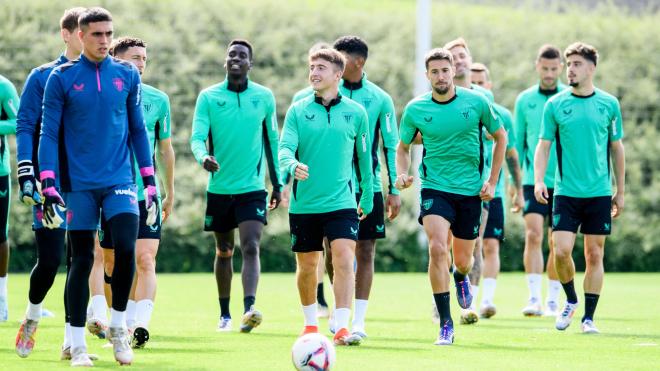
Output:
[
  {"xmin": 305, "ymin": 114, "xmax": 315, "ymax": 121},
  {"xmin": 611, "ymin": 117, "xmax": 618, "ymax": 136},
  {"xmin": 385, "ymin": 113, "xmax": 392, "ymax": 132},
  {"xmin": 361, "ymin": 133, "xmax": 367, "ymax": 152},
  {"xmin": 113, "ymin": 78, "xmax": 124, "ymax": 92},
  {"xmin": 73, "ymin": 83, "xmax": 85, "ymax": 91}
]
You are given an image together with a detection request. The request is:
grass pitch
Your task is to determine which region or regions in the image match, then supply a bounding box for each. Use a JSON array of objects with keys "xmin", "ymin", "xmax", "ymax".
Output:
[{"xmin": 1, "ymin": 272, "xmax": 659, "ymax": 370}]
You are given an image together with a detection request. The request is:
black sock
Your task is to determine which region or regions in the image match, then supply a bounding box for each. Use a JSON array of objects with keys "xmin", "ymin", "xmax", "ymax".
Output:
[
  {"xmin": 317, "ymin": 283, "xmax": 328, "ymax": 307},
  {"xmin": 220, "ymin": 297, "xmax": 231, "ymax": 318},
  {"xmin": 582, "ymin": 293, "xmax": 600, "ymax": 322},
  {"xmin": 561, "ymin": 280, "xmax": 578, "ymax": 304},
  {"xmin": 433, "ymin": 292, "xmax": 452, "ymax": 326},
  {"xmin": 243, "ymin": 295, "xmax": 255, "ymax": 313},
  {"xmin": 453, "ymin": 270, "xmax": 466, "ymax": 283}
]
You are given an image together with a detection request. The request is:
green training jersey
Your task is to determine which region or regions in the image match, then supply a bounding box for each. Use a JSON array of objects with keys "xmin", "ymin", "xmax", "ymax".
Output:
[
  {"xmin": 134, "ymin": 83, "xmax": 171, "ymax": 201},
  {"xmin": 471, "ymin": 83, "xmax": 495, "ymax": 103},
  {"xmin": 514, "ymin": 83, "xmax": 567, "ymax": 186},
  {"xmin": 291, "ymin": 86, "xmax": 314, "ymax": 104},
  {"xmin": 400, "ymin": 87, "xmax": 501, "ymax": 196},
  {"xmin": 340, "ymin": 74, "xmax": 399, "ymax": 195},
  {"xmin": 279, "ymin": 94, "xmax": 373, "ymax": 214},
  {"xmin": 0, "ymin": 75, "xmax": 18, "ymax": 176},
  {"xmin": 540, "ymin": 88, "xmax": 623, "ymax": 198},
  {"xmin": 190, "ymin": 79, "xmax": 282, "ymax": 195},
  {"xmin": 483, "ymin": 103, "xmax": 515, "ymax": 199}
]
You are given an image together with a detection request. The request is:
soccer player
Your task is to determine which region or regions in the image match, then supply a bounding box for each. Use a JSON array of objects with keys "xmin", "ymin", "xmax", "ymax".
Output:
[
  {"xmin": 396, "ymin": 48, "xmax": 506, "ymax": 345},
  {"xmin": 190, "ymin": 39, "xmax": 282, "ymax": 333},
  {"xmin": 332, "ymin": 35, "xmax": 400, "ymax": 339},
  {"xmin": 0, "ymin": 76, "xmax": 19, "ymax": 322},
  {"xmin": 515, "ymin": 44, "xmax": 567, "ymax": 316},
  {"xmin": 470, "ymin": 62, "xmax": 524, "ymax": 318},
  {"xmin": 280, "ymin": 48, "xmax": 373, "ymax": 346},
  {"xmin": 534, "ymin": 42, "xmax": 625, "ymax": 334},
  {"xmin": 14, "ymin": 7, "xmax": 87, "ymax": 359},
  {"xmin": 39, "ymin": 7, "xmax": 158, "ymax": 366},
  {"xmin": 96, "ymin": 36, "xmax": 176, "ymax": 348}
]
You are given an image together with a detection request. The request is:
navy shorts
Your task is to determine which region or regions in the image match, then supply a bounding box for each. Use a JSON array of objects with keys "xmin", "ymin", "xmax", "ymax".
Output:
[
  {"xmin": 552, "ymin": 195, "xmax": 612, "ymax": 235},
  {"xmin": 523, "ymin": 185, "xmax": 554, "ymax": 227},
  {"xmin": 356, "ymin": 192, "xmax": 385, "ymax": 240},
  {"xmin": 419, "ymin": 189, "xmax": 483, "ymax": 240},
  {"xmin": 204, "ymin": 190, "xmax": 268, "ymax": 233},
  {"xmin": 289, "ymin": 209, "xmax": 359, "ymax": 253},
  {"xmin": 63, "ymin": 184, "xmax": 139, "ymax": 231},
  {"xmin": 99, "ymin": 200, "xmax": 161, "ymax": 248},
  {"xmin": 483, "ymin": 197, "xmax": 505, "ymax": 241}
]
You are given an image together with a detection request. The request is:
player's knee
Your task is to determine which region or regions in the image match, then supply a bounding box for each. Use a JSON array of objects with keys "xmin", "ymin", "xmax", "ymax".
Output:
[
  {"xmin": 428, "ymin": 239, "xmax": 449, "ymax": 263},
  {"xmin": 356, "ymin": 243, "xmax": 375, "ymax": 263},
  {"xmin": 483, "ymin": 240, "xmax": 499, "ymax": 257},
  {"xmin": 584, "ymin": 246, "xmax": 603, "ymax": 266},
  {"xmin": 525, "ymin": 228, "xmax": 543, "ymax": 247},
  {"xmin": 136, "ymin": 252, "xmax": 156, "ymax": 273},
  {"xmin": 241, "ymin": 239, "xmax": 260, "ymax": 260},
  {"xmin": 553, "ymin": 246, "xmax": 572, "ymax": 261},
  {"xmin": 216, "ymin": 247, "xmax": 233, "ymax": 258}
]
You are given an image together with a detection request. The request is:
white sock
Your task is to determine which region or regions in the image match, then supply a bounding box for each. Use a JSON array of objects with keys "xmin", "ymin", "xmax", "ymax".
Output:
[
  {"xmin": 70, "ymin": 326, "xmax": 86, "ymax": 349},
  {"xmin": 26, "ymin": 301, "xmax": 42, "ymax": 321},
  {"xmin": 126, "ymin": 299, "xmax": 137, "ymax": 327},
  {"xmin": 481, "ymin": 278, "xmax": 497, "ymax": 305},
  {"xmin": 334, "ymin": 307, "xmax": 350, "ymax": 331},
  {"xmin": 135, "ymin": 299, "xmax": 154, "ymax": 328},
  {"xmin": 470, "ymin": 285, "xmax": 479, "ymax": 310},
  {"xmin": 547, "ymin": 280, "xmax": 562, "ymax": 303},
  {"xmin": 63, "ymin": 322, "xmax": 72, "ymax": 348},
  {"xmin": 302, "ymin": 303, "xmax": 318, "ymax": 327},
  {"xmin": 527, "ymin": 274, "xmax": 543, "ymax": 301},
  {"xmin": 351, "ymin": 299, "xmax": 368, "ymax": 330},
  {"xmin": 91, "ymin": 295, "xmax": 108, "ymax": 323},
  {"xmin": 110, "ymin": 308, "xmax": 126, "ymax": 329},
  {"xmin": 0, "ymin": 275, "xmax": 7, "ymax": 296}
]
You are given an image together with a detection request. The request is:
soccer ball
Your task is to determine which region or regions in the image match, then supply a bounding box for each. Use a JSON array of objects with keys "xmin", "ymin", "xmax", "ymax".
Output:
[{"xmin": 291, "ymin": 333, "xmax": 336, "ymax": 371}]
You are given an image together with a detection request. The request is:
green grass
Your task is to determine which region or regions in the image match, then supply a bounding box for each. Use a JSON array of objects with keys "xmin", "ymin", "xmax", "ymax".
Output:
[{"xmin": 1, "ymin": 273, "xmax": 659, "ymax": 370}]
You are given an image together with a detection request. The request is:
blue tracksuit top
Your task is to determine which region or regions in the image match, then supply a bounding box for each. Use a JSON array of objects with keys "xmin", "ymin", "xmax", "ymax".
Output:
[{"xmin": 39, "ymin": 54, "xmax": 153, "ymax": 192}]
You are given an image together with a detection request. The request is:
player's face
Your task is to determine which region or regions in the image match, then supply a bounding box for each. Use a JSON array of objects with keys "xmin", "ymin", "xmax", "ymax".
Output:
[
  {"xmin": 470, "ymin": 70, "xmax": 491, "ymax": 90},
  {"xmin": 79, "ymin": 21, "xmax": 113, "ymax": 62},
  {"xmin": 535, "ymin": 57, "xmax": 563, "ymax": 89},
  {"xmin": 309, "ymin": 58, "xmax": 342, "ymax": 91},
  {"xmin": 339, "ymin": 52, "xmax": 360, "ymax": 78},
  {"xmin": 117, "ymin": 46, "xmax": 147, "ymax": 75},
  {"xmin": 62, "ymin": 27, "xmax": 83, "ymax": 55},
  {"xmin": 224, "ymin": 44, "xmax": 252, "ymax": 77},
  {"xmin": 449, "ymin": 46, "xmax": 471, "ymax": 78},
  {"xmin": 566, "ymin": 54, "xmax": 595, "ymax": 88},
  {"xmin": 426, "ymin": 59, "xmax": 455, "ymax": 95}
]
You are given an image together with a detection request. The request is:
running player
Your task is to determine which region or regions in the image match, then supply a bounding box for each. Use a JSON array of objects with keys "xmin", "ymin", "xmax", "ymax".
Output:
[
  {"xmin": 98, "ymin": 36, "xmax": 176, "ymax": 348},
  {"xmin": 190, "ymin": 39, "xmax": 282, "ymax": 333},
  {"xmin": 332, "ymin": 35, "xmax": 400, "ymax": 339},
  {"xmin": 515, "ymin": 44, "xmax": 567, "ymax": 316},
  {"xmin": 280, "ymin": 48, "xmax": 373, "ymax": 346},
  {"xmin": 535, "ymin": 42, "xmax": 625, "ymax": 334},
  {"xmin": 14, "ymin": 7, "xmax": 88, "ymax": 360},
  {"xmin": 396, "ymin": 48, "xmax": 506, "ymax": 345},
  {"xmin": 470, "ymin": 62, "xmax": 524, "ymax": 318},
  {"xmin": 39, "ymin": 7, "xmax": 158, "ymax": 366}
]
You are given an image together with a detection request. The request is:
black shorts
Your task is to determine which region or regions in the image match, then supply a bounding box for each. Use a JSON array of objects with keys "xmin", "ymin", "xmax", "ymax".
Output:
[
  {"xmin": 418, "ymin": 189, "xmax": 482, "ymax": 240},
  {"xmin": 552, "ymin": 195, "xmax": 612, "ymax": 235},
  {"xmin": 99, "ymin": 200, "xmax": 161, "ymax": 248},
  {"xmin": 356, "ymin": 192, "xmax": 385, "ymax": 240},
  {"xmin": 204, "ymin": 190, "xmax": 268, "ymax": 233},
  {"xmin": 289, "ymin": 209, "xmax": 359, "ymax": 253},
  {"xmin": 483, "ymin": 197, "xmax": 505, "ymax": 241},
  {"xmin": 523, "ymin": 185, "xmax": 554, "ymax": 226},
  {"xmin": 0, "ymin": 175, "xmax": 9, "ymax": 242}
]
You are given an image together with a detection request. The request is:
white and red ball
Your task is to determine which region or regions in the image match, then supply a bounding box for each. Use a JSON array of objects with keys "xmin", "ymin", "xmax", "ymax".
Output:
[{"xmin": 291, "ymin": 333, "xmax": 336, "ymax": 371}]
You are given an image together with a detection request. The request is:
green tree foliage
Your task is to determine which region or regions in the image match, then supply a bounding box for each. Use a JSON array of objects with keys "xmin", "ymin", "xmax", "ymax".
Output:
[{"xmin": 1, "ymin": 0, "xmax": 658, "ymax": 272}]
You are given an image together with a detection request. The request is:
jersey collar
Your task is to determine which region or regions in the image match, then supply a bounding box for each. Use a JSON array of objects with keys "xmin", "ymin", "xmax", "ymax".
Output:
[
  {"xmin": 79, "ymin": 54, "xmax": 111, "ymax": 69},
  {"xmin": 571, "ymin": 91, "xmax": 596, "ymax": 99},
  {"xmin": 314, "ymin": 94, "xmax": 342, "ymax": 107},
  {"xmin": 538, "ymin": 85, "xmax": 559, "ymax": 96},
  {"xmin": 342, "ymin": 72, "xmax": 366, "ymax": 90},
  {"xmin": 224, "ymin": 78, "xmax": 249, "ymax": 93}
]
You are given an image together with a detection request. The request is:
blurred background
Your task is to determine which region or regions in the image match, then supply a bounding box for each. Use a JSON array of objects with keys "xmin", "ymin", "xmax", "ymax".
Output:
[{"xmin": 1, "ymin": 0, "xmax": 658, "ymax": 273}]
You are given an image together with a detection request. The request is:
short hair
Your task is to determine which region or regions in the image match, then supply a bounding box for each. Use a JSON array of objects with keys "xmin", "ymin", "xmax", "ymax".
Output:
[
  {"xmin": 78, "ymin": 7, "xmax": 112, "ymax": 30},
  {"xmin": 443, "ymin": 37, "xmax": 471, "ymax": 56},
  {"xmin": 109, "ymin": 37, "xmax": 147, "ymax": 57},
  {"xmin": 60, "ymin": 7, "xmax": 85, "ymax": 32},
  {"xmin": 308, "ymin": 42, "xmax": 331, "ymax": 54},
  {"xmin": 309, "ymin": 49, "xmax": 346, "ymax": 71},
  {"xmin": 470, "ymin": 62, "xmax": 490, "ymax": 80},
  {"xmin": 333, "ymin": 36, "xmax": 368, "ymax": 59},
  {"xmin": 424, "ymin": 48, "xmax": 454, "ymax": 70},
  {"xmin": 536, "ymin": 44, "xmax": 562, "ymax": 61},
  {"xmin": 228, "ymin": 39, "xmax": 253, "ymax": 60},
  {"xmin": 564, "ymin": 42, "xmax": 598, "ymax": 66}
]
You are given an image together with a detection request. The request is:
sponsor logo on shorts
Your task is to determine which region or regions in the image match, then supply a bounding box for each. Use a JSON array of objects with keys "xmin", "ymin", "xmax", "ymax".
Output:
[
  {"xmin": 553, "ymin": 214, "xmax": 561, "ymax": 227},
  {"xmin": 473, "ymin": 225, "xmax": 479, "ymax": 235},
  {"xmin": 256, "ymin": 208, "xmax": 265, "ymax": 217},
  {"xmin": 494, "ymin": 228, "xmax": 503, "ymax": 237},
  {"xmin": 376, "ymin": 224, "xmax": 385, "ymax": 233},
  {"xmin": 524, "ymin": 200, "xmax": 530, "ymax": 211},
  {"xmin": 205, "ymin": 216, "xmax": 213, "ymax": 227},
  {"xmin": 422, "ymin": 199, "xmax": 433, "ymax": 211},
  {"xmin": 114, "ymin": 188, "xmax": 138, "ymax": 198},
  {"xmin": 149, "ymin": 224, "xmax": 159, "ymax": 232},
  {"xmin": 350, "ymin": 227, "xmax": 358, "ymax": 236},
  {"xmin": 603, "ymin": 223, "xmax": 610, "ymax": 232},
  {"xmin": 291, "ymin": 234, "xmax": 297, "ymax": 246}
]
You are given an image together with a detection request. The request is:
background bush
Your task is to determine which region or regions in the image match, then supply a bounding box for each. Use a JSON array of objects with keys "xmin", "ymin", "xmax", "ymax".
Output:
[{"xmin": 1, "ymin": 0, "xmax": 658, "ymax": 272}]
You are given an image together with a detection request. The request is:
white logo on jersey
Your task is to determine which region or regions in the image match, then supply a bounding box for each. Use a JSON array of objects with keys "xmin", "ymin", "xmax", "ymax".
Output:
[
  {"xmin": 611, "ymin": 117, "xmax": 618, "ymax": 137},
  {"xmin": 7, "ymin": 99, "xmax": 17, "ymax": 115},
  {"xmin": 361, "ymin": 133, "xmax": 367, "ymax": 152},
  {"xmin": 385, "ymin": 113, "xmax": 392, "ymax": 132}
]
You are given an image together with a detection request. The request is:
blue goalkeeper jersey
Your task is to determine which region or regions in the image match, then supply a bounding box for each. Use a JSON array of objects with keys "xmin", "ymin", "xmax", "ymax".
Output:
[{"xmin": 39, "ymin": 54, "xmax": 153, "ymax": 191}]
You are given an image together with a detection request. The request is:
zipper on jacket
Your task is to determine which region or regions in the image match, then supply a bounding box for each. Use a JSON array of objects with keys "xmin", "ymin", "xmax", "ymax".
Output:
[
  {"xmin": 237, "ymin": 92, "xmax": 241, "ymax": 108},
  {"xmin": 96, "ymin": 63, "xmax": 101, "ymax": 92}
]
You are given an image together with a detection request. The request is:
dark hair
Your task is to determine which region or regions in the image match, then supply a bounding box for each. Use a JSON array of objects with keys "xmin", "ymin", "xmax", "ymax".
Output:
[
  {"xmin": 424, "ymin": 48, "xmax": 454, "ymax": 69},
  {"xmin": 78, "ymin": 7, "xmax": 112, "ymax": 30},
  {"xmin": 309, "ymin": 49, "xmax": 346, "ymax": 71},
  {"xmin": 333, "ymin": 36, "xmax": 368, "ymax": 59},
  {"xmin": 60, "ymin": 7, "xmax": 85, "ymax": 32},
  {"xmin": 564, "ymin": 42, "xmax": 599, "ymax": 66},
  {"xmin": 109, "ymin": 37, "xmax": 147, "ymax": 56},
  {"xmin": 537, "ymin": 44, "xmax": 562, "ymax": 61},
  {"xmin": 228, "ymin": 39, "xmax": 253, "ymax": 60}
]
